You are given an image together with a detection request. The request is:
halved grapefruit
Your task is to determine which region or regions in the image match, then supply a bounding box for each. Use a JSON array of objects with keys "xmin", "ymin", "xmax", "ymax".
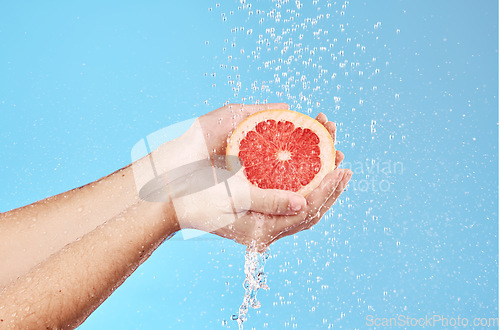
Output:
[{"xmin": 226, "ymin": 109, "xmax": 336, "ymax": 196}]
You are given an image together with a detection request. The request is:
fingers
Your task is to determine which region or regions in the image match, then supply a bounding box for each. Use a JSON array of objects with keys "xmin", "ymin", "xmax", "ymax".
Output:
[
  {"xmin": 269, "ymin": 168, "xmax": 346, "ymax": 234},
  {"xmin": 271, "ymin": 169, "xmax": 352, "ymax": 239},
  {"xmin": 301, "ymin": 169, "xmax": 353, "ymax": 231},
  {"xmin": 316, "ymin": 112, "xmax": 343, "ymax": 171},
  {"xmin": 207, "ymin": 105, "xmax": 342, "ymax": 158},
  {"xmin": 305, "ymin": 168, "xmax": 345, "ymax": 214},
  {"xmin": 316, "ymin": 112, "xmax": 327, "ymax": 125},
  {"xmin": 316, "ymin": 112, "xmax": 337, "ymax": 144},
  {"xmin": 201, "ymin": 103, "xmax": 290, "ymax": 155},
  {"xmin": 317, "ymin": 170, "xmax": 352, "ymax": 220},
  {"xmin": 335, "ymin": 150, "xmax": 344, "ymax": 168},
  {"xmin": 326, "ymin": 121, "xmax": 336, "ymax": 144},
  {"xmin": 233, "ymin": 183, "xmax": 306, "ymax": 215}
]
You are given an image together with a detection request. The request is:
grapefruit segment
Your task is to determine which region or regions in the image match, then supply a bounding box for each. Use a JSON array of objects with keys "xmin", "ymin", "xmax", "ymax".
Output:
[{"xmin": 227, "ymin": 109, "xmax": 335, "ymax": 196}]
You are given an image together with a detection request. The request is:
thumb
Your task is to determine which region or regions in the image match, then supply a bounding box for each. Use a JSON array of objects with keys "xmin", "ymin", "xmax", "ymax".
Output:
[
  {"xmin": 246, "ymin": 186, "xmax": 306, "ymax": 215},
  {"xmin": 227, "ymin": 172, "xmax": 306, "ymax": 215}
]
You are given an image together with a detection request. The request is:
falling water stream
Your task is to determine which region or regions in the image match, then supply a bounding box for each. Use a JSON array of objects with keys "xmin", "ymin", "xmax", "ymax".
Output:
[
  {"xmin": 232, "ymin": 246, "xmax": 270, "ymax": 329},
  {"xmin": 206, "ymin": 0, "xmax": 401, "ymax": 328}
]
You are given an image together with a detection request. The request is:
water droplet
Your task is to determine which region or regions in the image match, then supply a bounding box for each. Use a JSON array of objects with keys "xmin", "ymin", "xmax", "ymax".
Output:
[{"xmin": 234, "ymin": 246, "xmax": 270, "ymax": 328}]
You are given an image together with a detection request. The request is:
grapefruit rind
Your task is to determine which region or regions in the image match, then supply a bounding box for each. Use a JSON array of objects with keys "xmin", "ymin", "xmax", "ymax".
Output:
[{"xmin": 226, "ymin": 109, "xmax": 336, "ymax": 196}]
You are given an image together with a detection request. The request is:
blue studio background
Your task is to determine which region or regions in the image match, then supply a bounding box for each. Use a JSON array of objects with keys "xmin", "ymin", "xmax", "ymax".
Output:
[{"xmin": 0, "ymin": 1, "xmax": 497, "ymax": 329}]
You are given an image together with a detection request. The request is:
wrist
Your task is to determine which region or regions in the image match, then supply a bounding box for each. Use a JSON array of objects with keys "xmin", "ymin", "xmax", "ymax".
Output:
[
  {"xmin": 159, "ymin": 197, "xmax": 181, "ymax": 238},
  {"xmin": 133, "ymin": 118, "xmax": 213, "ymax": 235},
  {"xmin": 153, "ymin": 119, "xmax": 208, "ymax": 166}
]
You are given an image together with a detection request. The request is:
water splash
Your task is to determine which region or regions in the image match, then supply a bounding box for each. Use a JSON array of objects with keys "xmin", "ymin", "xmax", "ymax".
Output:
[{"xmin": 232, "ymin": 246, "xmax": 270, "ymax": 329}]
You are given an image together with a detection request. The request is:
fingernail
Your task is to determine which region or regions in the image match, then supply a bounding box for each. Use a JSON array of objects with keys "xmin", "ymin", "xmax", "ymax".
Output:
[
  {"xmin": 343, "ymin": 172, "xmax": 353, "ymax": 189},
  {"xmin": 290, "ymin": 195, "xmax": 304, "ymax": 211}
]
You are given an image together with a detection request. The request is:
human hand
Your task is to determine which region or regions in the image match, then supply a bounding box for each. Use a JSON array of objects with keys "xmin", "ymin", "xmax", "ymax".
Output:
[
  {"xmin": 160, "ymin": 105, "xmax": 352, "ymax": 252},
  {"xmin": 208, "ymin": 153, "xmax": 351, "ymax": 252},
  {"xmin": 178, "ymin": 103, "xmax": 292, "ymax": 161},
  {"xmin": 136, "ymin": 104, "xmax": 290, "ymax": 194}
]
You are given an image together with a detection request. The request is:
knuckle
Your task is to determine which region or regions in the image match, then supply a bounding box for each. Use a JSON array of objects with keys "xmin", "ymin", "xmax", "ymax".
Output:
[{"xmin": 269, "ymin": 194, "xmax": 283, "ymax": 213}]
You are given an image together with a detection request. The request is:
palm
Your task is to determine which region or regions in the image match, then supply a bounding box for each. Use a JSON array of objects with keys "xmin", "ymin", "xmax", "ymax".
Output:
[
  {"xmin": 213, "ymin": 151, "xmax": 346, "ymax": 252},
  {"xmin": 192, "ymin": 103, "xmax": 351, "ymax": 252}
]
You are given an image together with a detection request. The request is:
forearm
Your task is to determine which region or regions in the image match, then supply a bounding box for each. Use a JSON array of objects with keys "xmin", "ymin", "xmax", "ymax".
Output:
[
  {"xmin": 0, "ymin": 133, "xmax": 189, "ymax": 288},
  {"xmin": 0, "ymin": 163, "xmax": 141, "ymax": 287},
  {"xmin": 0, "ymin": 198, "xmax": 178, "ymax": 329}
]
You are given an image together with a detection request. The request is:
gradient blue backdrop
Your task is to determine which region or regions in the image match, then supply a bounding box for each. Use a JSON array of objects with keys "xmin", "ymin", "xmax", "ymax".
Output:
[{"xmin": 0, "ymin": 1, "xmax": 497, "ymax": 328}]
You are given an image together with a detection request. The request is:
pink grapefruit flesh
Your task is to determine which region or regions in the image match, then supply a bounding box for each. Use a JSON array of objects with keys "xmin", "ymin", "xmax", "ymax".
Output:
[{"xmin": 226, "ymin": 109, "xmax": 336, "ymax": 196}]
